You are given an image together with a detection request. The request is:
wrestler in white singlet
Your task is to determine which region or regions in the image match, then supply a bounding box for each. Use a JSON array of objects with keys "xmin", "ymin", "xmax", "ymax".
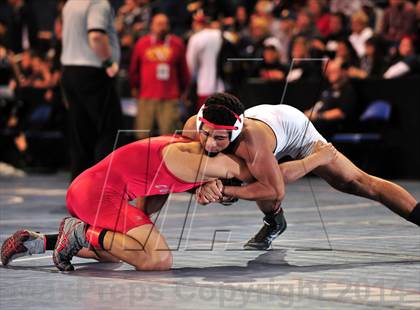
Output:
[{"xmin": 245, "ymin": 104, "xmax": 327, "ymax": 160}]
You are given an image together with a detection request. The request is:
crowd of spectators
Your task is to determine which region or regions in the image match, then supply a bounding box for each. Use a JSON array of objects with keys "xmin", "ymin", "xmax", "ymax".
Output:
[{"xmin": 0, "ymin": 0, "xmax": 419, "ymax": 171}]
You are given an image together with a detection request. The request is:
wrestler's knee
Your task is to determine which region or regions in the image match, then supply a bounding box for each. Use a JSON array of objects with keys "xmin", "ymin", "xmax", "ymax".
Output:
[
  {"xmin": 335, "ymin": 172, "xmax": 379, "ymax": 199},
  {"xmin": 154, "ymin": 250, "xmax": 173, "ymax": 270},
  {"xmin": 277, "ymin": 187, "xmax": 285, "ymax": 202},
  {"xmin": 97, "ymin": 253, "xmax": 121, "ymax": 263},
  {"xmin": 271, "ymin": 183, "xmax": 285, "ymax": 202},
  {"xmin": 134, "ymin": 250, "xmax": 173, "ymax": 271},
  {"xmin": 257, "ymin": 191, "xmax": 285, "ymax": 213}
]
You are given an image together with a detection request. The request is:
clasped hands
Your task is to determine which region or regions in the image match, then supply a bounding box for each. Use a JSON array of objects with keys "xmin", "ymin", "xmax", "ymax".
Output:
[{"xmin": 196, "ymin": 179, "xmax": 236, "ymax": 205}]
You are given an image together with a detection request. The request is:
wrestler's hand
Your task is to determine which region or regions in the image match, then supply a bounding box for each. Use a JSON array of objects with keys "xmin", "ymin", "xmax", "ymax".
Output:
[
  {"xmin": 196, "ymin": 179, "xmax": 223, "ymax": 205},
  {"xmin": 196, "ymin": 189, "xmax": 210, "ymax": 205},
  {"xmin": 313, "ymin": 141, "xmax": 338, "ymax": 165}
]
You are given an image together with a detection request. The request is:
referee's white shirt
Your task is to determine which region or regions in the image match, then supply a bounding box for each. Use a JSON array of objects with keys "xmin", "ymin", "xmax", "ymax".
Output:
[{"xmin": 61, "ymin": 0, "xmax": 120, "ymax": 67}]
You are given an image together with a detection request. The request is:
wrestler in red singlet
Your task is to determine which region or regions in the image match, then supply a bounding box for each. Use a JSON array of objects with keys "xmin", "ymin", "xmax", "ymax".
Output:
[{"xmin": 66, "ymin": 135, "xmax": 204, "ymax": 233}]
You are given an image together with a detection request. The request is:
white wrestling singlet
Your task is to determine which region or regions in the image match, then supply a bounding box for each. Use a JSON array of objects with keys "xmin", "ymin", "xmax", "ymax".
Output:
[{"xmin": 245, "ymin": 104, "xmax": 327, "ymax": 159}]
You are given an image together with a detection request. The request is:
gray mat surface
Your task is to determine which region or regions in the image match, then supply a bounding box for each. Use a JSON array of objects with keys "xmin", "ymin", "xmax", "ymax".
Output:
[{"xmin": 1, "ymin": 174, "xmax": 419, "ymax": 309}]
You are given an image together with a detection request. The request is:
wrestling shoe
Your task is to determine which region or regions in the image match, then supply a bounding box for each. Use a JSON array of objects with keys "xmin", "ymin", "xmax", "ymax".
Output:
[
  {"xmin": 53, "ymin": 217, "xmax": 89, "ymax": 271},
  {"xmin": 1, "ymin": 229, "xmax": 45, "ymax": 265},
  {"xmin": 244, "ymin": 209, "xmax": 287, "ymax": 250}
]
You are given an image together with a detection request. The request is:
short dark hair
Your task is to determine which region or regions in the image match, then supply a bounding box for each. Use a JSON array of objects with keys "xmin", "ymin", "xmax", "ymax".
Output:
[
  {"xmin": 330, "ymin": 12, "xmax": 347, "ymax": 27},
  {"xmin": 202, "ymin": 93, "xmax": 245, "ymax": 127}
]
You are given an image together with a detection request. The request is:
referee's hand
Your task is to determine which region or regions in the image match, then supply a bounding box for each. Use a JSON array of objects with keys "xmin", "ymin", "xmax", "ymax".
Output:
[{"xmin": 106, "ymin": 62, "xmax": 119, "ymax": 78}]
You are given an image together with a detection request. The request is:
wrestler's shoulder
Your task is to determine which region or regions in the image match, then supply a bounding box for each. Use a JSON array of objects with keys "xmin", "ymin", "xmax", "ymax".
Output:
[
  {"xmin": 236, "ymin": 123, "xmax": 271, "ymax": 155},
  {"xmin": 241, "ymin": 120, "xmax": 269, "ymax": 142}
]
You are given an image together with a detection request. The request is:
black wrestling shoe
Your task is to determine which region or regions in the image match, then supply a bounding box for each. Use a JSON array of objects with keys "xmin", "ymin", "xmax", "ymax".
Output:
[{"xmin": 244, "ymin": 209, "xmax": 287, "ymax": 250}]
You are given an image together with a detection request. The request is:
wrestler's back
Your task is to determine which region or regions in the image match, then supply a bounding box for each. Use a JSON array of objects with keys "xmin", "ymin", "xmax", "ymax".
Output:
[{"xmin": 72, "ymin": 136, "xmax": 200, "ymax": 199}]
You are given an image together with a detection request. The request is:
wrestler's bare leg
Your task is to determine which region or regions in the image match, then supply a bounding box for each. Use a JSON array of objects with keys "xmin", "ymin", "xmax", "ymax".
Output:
[
  {"xmin": 313, "ymin": 151, "xmax": 417, "ymax": 218},
  {"xmin": 1, "ymin": 195, "xmax": 172, "ymax": 267},
  {"xmin": 77, "ymin": 195, "xmax": 171, "ymax": 265},
  {"xmin": 95, "ymin": 224, "xmax": 172, "ymax": 271}
]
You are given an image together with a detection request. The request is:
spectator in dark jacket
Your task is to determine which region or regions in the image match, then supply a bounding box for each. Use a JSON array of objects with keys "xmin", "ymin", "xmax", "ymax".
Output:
[
  {"xmin": 253, "ymin": 44, "xmax": 288, "ymax": 80},
  {"xmin": 304, "ymin": 60, "xmax": 357, "ymax": 139}
]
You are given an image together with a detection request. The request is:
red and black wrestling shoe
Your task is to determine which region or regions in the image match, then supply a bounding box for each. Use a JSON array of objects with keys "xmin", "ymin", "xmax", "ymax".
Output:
[
  {"xmin": 1, "ymin": 230, "xmax": 44, "ymax": 265},
  {"xmin": 53, "ymin": 217, "xmax": 89, "ymax": 271}
]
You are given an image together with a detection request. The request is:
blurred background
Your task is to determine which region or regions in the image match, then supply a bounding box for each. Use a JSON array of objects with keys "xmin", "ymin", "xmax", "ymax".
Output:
[{"xmin": 0, "ymin": 0, "xmax": 419, "ymax": 179}]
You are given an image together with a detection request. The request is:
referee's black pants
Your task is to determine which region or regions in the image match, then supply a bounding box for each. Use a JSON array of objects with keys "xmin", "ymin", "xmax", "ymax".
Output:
[{"xmin": 62, "ymin": 66, "xmax": 123, "ymax": 181}]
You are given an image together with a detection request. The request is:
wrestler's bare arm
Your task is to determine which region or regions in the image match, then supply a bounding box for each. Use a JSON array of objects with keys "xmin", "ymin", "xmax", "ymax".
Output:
[
  {"xmin": 223, "ymin": 141, "xmax": 338, "ymax": 200},
  {"xmin": 196, "ymin": 141, "xmax": 338, "ymax": 205},
  {"xmin": 163, "ymin": 143, "xmax": 252, "ymax": 183},
  {"xmin": 184, "ymin": 116, "xmax": 285, "ymax": 187},
  {"xmin": 279, "ymin": 142, "xmax": 337, "ymax": 183},
  {"xmin": 222, "ymin": 129, "xmax": 285, "ymax": 201},
  {"xmin": 183, "ymin": 115, "xmax": 327, "ymax": 193}
]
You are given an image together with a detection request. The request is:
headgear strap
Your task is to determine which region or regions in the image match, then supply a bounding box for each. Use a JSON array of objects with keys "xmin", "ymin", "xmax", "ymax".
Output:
[{"xmin": 196, "ymin": 104, "xmax": 244, "ymax": 142}]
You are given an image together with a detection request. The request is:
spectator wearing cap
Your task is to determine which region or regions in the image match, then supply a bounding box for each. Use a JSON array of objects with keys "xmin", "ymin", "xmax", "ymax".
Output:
[
  {"xmin": 275, "ymin": 9, "xmax": 296, "ymax": 64},
  {"xmin": 349, "ymin": 11, "xmax": 373, "ymax": 58},
  {"xmin": 252, "ymin": 44, "xmax": 288, "ymax": 81},
  {"xmin": 130, "ymin": 13, "xmax": 190, "ymax": 139}
]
